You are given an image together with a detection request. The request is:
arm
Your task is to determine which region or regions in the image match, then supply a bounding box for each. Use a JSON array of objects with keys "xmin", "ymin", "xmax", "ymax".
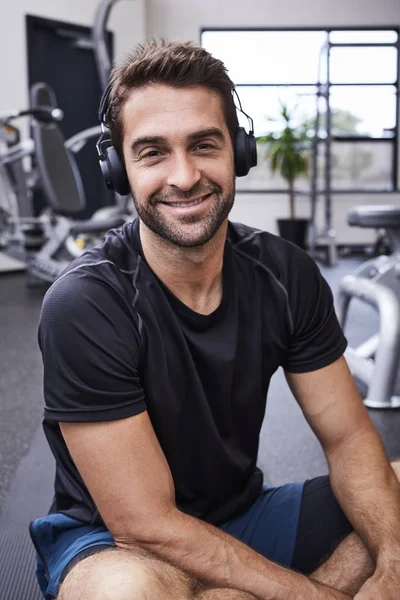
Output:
[
  {"xmin": 60, "ymin": 412, "xmax": 350, "ymax": 600},
  {"xmin": 285, "ymin": 355, "xmax": 400, "ymax": 570}
]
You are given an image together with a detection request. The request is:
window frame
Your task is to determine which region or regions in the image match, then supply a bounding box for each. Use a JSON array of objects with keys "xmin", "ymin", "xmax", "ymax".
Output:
[{"xmin": 200, "ymin": 26, "xmax": 400, "ymax": 194}]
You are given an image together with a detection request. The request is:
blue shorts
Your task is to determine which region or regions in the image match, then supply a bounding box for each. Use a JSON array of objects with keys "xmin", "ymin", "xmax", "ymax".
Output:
[{"xmin": 30, "ymin": 482, "xmax": 304, "ymax": 599}]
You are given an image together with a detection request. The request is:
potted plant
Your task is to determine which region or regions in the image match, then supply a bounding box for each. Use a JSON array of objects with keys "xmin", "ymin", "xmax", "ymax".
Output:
[{"xmin": 257, "ymin": 103, "xmax": 310, "ymax": 249}]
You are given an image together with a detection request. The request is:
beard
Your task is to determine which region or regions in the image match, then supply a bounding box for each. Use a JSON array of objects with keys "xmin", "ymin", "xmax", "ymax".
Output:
[{"xmin": 131, "ymin": 178, "xmax": 235, "ymax": 248}]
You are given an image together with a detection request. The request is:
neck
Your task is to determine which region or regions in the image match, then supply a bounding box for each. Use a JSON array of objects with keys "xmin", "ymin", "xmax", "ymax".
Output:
[{"xmin": 139, "ymin": 220, "xmax": 228, "ymax": 315}]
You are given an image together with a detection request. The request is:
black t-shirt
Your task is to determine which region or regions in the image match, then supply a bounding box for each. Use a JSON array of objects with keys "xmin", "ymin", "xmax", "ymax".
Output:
[{"xmin": 39, "ymin": 219, "xmax": 347, "ymax": 526}]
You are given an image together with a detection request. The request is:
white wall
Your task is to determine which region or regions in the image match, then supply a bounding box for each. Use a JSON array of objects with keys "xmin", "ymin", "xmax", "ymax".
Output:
[
  {"xmin": 146, "ymin": 0, "xmax": 400, "ymax": 245},
  {"xmin": 0, "ymin": 0, "xmax": 146, "ymax": 118},
  {"xmin": 146, "ymin": 0, "xmax": 400, "ymax": 41}
]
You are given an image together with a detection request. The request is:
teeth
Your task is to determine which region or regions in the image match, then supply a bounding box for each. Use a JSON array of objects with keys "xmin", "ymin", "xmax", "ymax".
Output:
[{"xmin": 169, "ymin": 196, "xmax": 206, "ymax": 208}]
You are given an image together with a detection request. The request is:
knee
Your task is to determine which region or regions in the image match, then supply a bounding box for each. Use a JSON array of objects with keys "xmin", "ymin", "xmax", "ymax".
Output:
[
  {"xmin": 58, "ymin": 559, "xmax": 147, "ymax": 600},
  {"xmin": 57, "ymin": 548, "xmax": 193, "ymax": 600}
]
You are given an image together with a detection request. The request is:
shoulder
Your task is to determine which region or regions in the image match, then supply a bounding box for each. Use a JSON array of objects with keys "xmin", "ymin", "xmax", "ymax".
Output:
[
  {"xmin": 40, "ymin": 221, "xmax": 143, "ymax": 337},
  {"xmin": 47, "ymin": 221, "xmax": 141, "ymax": 295},
  {"xmin": 228, "ymin": 220, "xmax": 316, "ymax": 283},
  {"xmin": 60, "ymin": 220, "xmax": 141, "ymax": 281}
]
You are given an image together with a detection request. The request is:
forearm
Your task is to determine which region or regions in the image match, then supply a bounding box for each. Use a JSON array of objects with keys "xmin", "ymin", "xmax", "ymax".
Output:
[
  {"xmin": 117, "ymin": 507, "xmax": 351, "ymax": 600},
  {"xmin": 327, "ymin": 424, "xmax": 400, "ymax": 565}
]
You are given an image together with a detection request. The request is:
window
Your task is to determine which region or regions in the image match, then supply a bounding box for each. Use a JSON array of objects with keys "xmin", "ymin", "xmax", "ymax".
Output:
[{"xmin": 201, "ymin": 28, "xmax": 399, "ymax": 193}]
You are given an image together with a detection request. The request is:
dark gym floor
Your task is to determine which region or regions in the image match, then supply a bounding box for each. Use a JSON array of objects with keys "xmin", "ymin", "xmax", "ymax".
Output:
[{"xmin": 1, "ymin": 256, "xmax": 400, "ymax": 516}]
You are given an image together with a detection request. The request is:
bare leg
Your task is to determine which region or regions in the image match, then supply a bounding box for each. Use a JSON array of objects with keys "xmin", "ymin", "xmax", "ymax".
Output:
[
  {"xmin": 57, "ymin": 545, "xmax": 256, "ymax": 600},
  {"xmin": 57, "ymin": 545, "xmax": 195, "ymax": 600},
  {"xmin": 310, "ymin": 460, "xmax": 400, "ymax": 596},
  {"xmin": 310, "ymin": 530, "xmax": 374, "ymax": 595},
  {"xmin": 58, "ymin": 460, "xmax": 400, "ymax": 599}
]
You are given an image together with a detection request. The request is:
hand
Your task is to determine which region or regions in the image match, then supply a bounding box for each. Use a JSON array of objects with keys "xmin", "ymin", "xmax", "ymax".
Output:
[{"xmin": 354, "ymin": 561, "xmax": 400, "ymax": 600}]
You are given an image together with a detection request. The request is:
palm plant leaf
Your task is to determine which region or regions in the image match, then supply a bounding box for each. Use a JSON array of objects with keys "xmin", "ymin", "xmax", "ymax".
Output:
[{"xmin": 256, "ymin": 102, "xmax": 311, "ymax": 219}]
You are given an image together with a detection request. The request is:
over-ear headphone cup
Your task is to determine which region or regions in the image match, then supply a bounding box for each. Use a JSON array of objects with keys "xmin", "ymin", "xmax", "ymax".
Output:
[
  {"xmin": 104, "ymin": 147, "xmax": 131, "ymax": 196},
  {"xmin": 235, "ymin": 127, "xmax": 257, "ymax": 177}
]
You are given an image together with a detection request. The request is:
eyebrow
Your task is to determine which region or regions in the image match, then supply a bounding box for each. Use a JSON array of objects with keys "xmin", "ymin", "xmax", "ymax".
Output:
[{"xmin": 130, "ymin": 128, "xmax": 226, "ymax": 153}]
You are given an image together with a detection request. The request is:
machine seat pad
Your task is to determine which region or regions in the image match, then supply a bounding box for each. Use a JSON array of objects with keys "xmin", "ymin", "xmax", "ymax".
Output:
[{"xmin": 348, "ymin": 205, "xmax": 400, "ymax": 229}]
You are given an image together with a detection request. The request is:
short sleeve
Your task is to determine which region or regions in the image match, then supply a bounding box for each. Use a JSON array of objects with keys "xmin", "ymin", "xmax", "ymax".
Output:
[
  {"xmin": 39, "ymin": 272, "xmax": 146, "ymax": 422},
  {"xmin": 281, "ymin": 247, "xmax": 347, "ymax": 373}
]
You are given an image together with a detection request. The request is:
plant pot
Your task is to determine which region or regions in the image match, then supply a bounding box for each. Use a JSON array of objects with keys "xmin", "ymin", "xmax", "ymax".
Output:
[{"xmin": 277, "ymin": 218, "xmax": 309, "ymax": 250}]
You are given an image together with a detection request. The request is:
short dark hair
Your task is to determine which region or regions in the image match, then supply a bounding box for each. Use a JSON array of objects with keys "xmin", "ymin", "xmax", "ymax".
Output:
[{"xmin": 107, "ymin": 39, "xmax": 239, "ymax": 156}]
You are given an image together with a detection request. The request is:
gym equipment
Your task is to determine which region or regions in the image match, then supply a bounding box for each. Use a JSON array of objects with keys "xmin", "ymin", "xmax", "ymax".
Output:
[
  {"xmin": 31, "ymin": 82, "xmax": 133, "ymax": 257},
  {"xmin": 93, "ymin": 0, "xmax": 133, "ymax": 91},
  {"xmin": 0, "ymin": 116, "xmax": 35, "ymax": 254},
  {"xmin": 9, "ymin": 2, "xmax": 137, "ymax": 284},
  {"xmin": 24, "ymin": 82, "xmax": 126, "ymax": 284},
  {"xmin": 0, "ymin": 107, "xmax": 63, "ymax": 274},
  {"xmin": 0, "ymin": 93, "xmax": 126, "ymax": 285},
  {"xmin": 336, "ymin": 205, "xmax": 400, "ymax": 409},
  {"xmin": 0, "ymin": 117, "xmax": 35, "ymax": 224}
]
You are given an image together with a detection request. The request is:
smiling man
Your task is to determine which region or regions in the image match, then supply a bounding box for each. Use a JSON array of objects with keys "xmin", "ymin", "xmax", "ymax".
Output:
[
  {"xmin": 29, "ymin": 40, "xmax": 400, "ymax": 600},
  {"xmin": 124, "ymin": 84, "xmax": 236, "ymax": 275}
]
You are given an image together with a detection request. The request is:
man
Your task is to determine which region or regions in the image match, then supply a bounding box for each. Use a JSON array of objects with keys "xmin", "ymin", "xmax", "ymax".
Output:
[{"xmin": 30, "ymin": 40, "xmax": 400, "ymax": 600}]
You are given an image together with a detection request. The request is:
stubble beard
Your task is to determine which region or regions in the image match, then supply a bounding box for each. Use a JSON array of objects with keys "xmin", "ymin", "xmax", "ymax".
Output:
[{"xmin": 132, "ymin": 179, "xmax": 236, "ymax": 248}]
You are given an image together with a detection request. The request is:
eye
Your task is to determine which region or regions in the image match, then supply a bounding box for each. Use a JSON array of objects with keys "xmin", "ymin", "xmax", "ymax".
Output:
[
  {"xmin": 194, "ymin": 142, "xmax": 215, "ymax": 151},
  {"xmin": 142, "ymin": 149, "xmax": 162, "ymax": 159}
]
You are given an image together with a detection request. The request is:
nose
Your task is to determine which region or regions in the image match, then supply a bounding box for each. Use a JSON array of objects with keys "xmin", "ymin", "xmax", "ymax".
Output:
[{"xmin": 166, "ymin": 151, "xmax": 201, "ymax": 191}]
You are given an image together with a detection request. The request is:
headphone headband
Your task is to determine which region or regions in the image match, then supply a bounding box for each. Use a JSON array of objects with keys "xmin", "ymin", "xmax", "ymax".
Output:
[
  {"xmin": 232, "ymin": 88, "xmax": 255, "ymax": 136},
  {"xmin": 98, "ymin": 83, "xmax": 112, "ymax": 125}
]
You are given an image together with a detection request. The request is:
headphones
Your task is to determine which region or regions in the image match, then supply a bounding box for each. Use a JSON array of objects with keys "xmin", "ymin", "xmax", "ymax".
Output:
[{"xmin": 96, "ymin": 84, "xmax": 257, "ymax": 196}]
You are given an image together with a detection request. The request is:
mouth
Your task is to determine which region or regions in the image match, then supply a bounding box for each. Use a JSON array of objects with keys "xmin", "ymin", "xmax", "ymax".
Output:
[{"xmin": 160, "ymin": 193, "xmax": 213, "ymax": 211}]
